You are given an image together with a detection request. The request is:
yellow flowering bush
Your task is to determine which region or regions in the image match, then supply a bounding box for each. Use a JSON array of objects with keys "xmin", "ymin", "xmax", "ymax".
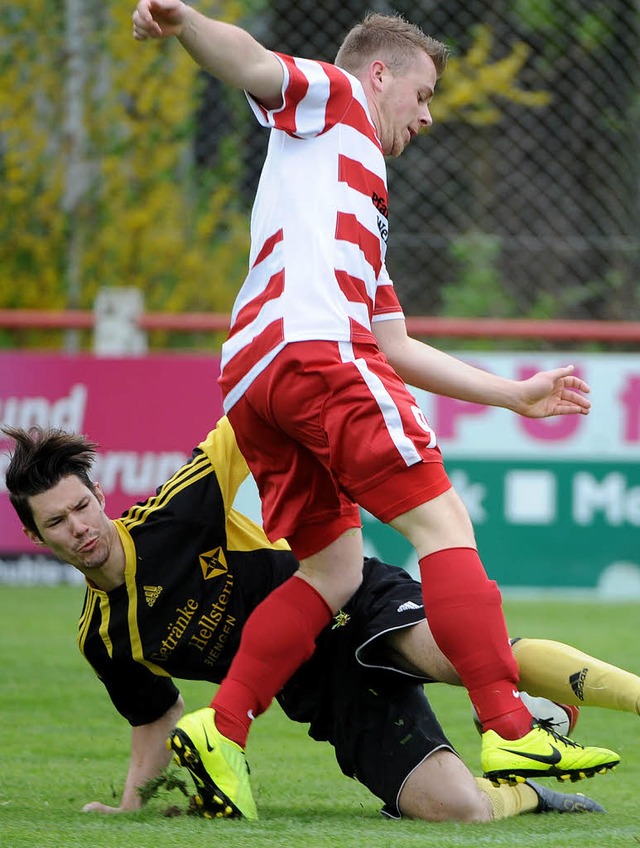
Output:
[
  {"xmin": 432, "ymin": 25, "xmax": 551, "ymax": 125},
  {"xmin": 0, "ymin": 1, "xmax": 249, "ymax": 348},
  {"xmin": 0, "ymin": 6, "xmax": 550, "ymax": 349}
]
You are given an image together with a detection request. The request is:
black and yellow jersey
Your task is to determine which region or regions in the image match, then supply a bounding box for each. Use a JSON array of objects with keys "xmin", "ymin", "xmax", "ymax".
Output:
[{"xmin": 77, "ymin": 417, "xmax": 298, "ymax": 725}]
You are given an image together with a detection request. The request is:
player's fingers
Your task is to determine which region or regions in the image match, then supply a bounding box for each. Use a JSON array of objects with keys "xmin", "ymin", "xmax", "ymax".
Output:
[
  {"xmin": 132, "ymin": 4, "xmax": 150, "ymax": 25},
  {"xmin": 555, "ymin": 393, "xmax": 591, "ymax": 414},
  {"xmin": 549, "ymin": 364, "xmax": 575, "ymax": 379},
  {"xmin": 82, "ymin": 801, "xmax": 112, "ymax": 813},
  {"xmin": 132, "ymin": 11, "xmax": 147, "ymax": 39},
  {"xmin": 132, "ymin": 5, "xmax": 162, "ymax": 38},
  {"xmin": 560, "ymin": 374, "xmax": 590, "ymax": 393},
  {"xmin": 554, "ymin": 404, "xmax": 591, "ymax": 416},
  {"xmin": 563, "ymin": 389, "xmax": 591, "ymax": 407}
]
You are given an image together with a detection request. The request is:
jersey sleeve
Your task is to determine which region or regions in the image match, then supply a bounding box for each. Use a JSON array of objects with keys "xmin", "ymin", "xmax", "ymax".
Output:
[
  {"xmin": 199, "ymin": 417, "xmax": 290, "ymax": 552},
  {"xmin": 90, "ymin": 655, "xmax": 180, "ymax": 726},
  {"xmin": 246, "ymin": 53, "xmax": 356, "ymax": 138},
  {"xmin": 372, "ymin": 264, "xmax": 405, "ymax": 322},
  {"xmin": 197, "ymin": 417, "xmax": 250, "ymax": 516}
]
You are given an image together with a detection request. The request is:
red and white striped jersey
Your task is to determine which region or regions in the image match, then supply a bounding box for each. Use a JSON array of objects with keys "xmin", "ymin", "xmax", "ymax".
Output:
[{"xmin": 219, "ymin": 53, "xmax": 405, "ymax": 411}]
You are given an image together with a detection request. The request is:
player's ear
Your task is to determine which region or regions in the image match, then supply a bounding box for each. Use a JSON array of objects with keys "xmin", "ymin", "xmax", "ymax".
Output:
[
  {"xmin": 23, "ymin": 526, "xmax": 45, "ymax": 547},
  {"xmin": 93, "ymin": 482, "xmax": 106, "ymax": 508},
  {"xmin": 370, "ymin": 59, "xmax": 387, "ymax": 91}
]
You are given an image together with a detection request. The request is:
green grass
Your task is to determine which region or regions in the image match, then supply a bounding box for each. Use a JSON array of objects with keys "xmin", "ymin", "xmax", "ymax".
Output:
[{"xmin": 1, "ymin": 586, "xmax": 639, "ymax": 847}]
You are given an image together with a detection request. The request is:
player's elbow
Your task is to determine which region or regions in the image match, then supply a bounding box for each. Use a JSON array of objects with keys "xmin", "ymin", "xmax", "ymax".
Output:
[{"xmin": 166, "ymin": 694, "xmax": 185, "ymax": 726}]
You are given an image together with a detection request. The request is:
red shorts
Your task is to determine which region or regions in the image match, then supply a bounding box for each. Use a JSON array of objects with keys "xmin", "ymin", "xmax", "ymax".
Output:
[{"xmin": 226, "ymin": 340, "xmax": 451, "ymax": 560}]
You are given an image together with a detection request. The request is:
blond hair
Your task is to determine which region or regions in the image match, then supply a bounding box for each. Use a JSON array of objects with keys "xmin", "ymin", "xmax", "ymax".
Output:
[{"xmin": 335, "ymin": 13, "xmax": 448, "ymax": 77}]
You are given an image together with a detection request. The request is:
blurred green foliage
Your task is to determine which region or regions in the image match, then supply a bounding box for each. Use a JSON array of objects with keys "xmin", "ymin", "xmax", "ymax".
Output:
[
  {"xmin": 0, "ymin": 4, "xmax": 551, "ymax": 348},
  {"xmin": 0, "ymin": 0, "xmax": 250, "ymax": 348},
  {"xmin": 431, "ymin": 25, "xmax": 551, "ymax": 125}
]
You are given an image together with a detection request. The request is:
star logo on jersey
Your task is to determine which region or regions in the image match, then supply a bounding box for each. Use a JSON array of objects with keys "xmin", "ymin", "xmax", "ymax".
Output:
[
  {"xmin": 331, "ymin": 610, "xmax": 351, "ymax": 629},
  {"xmin": 199, "ymin": 547, "xmax": 228, "ymax": 580},
  {"xmin": 143, "ymin": 585, "xmax": 163, "ymax": 607}
]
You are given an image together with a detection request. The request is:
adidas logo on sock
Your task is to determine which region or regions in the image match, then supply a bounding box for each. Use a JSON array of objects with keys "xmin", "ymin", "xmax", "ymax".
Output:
[
  {"xmin": 569, "ymin": 667, "xmax": 588, "ymax": 701},
  {"xmin": 397, "ymin": 601, "xmax": 423, "ymax": 613}
]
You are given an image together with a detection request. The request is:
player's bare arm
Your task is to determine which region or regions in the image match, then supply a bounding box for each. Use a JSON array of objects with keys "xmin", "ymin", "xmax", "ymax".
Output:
[
  {"xmin": 374, "ymin": 318, "xmax": 590, "ymax": 417},
  {"xmin": 82, "ymin": 695, "xmax": 184, "ymax": 814},
  {"xmin": 133, "ymin": 0, "xmax": 284, "ymax": 108}
]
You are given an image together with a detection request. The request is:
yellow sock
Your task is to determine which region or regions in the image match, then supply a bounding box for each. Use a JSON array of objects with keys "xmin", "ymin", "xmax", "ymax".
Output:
[
  {"xmin": 474, "ymin": 777, "xmax": 538, "ymax": 819},
  {"xmin": 513, "ymin": 637, "xmax": 640, "ymax": 715}
]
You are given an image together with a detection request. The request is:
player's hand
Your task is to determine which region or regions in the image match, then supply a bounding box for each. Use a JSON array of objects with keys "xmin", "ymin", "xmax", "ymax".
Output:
[
  {"xmin": 512, "ymin": 365, "xmax": 591, "ymax": 418},
  {"xmin": 82, "ymin": 800, "xmax": 136, "ymax": 814},
  {"xmin": 132, "ymin": 0, "xmax": 187, "ymax": 40}
]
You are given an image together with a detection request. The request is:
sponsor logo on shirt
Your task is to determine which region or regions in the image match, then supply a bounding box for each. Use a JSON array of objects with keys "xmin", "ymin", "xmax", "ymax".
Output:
[
  {"xmin": 150, "ymin": 598, "xmax": 199, "ymax": 662},
  {"xmin": 372, "ymin": 191, "xmax": 388, "ymax": 218},
  {"xmin": 372, "ymin": 191, "xmax": 389, "ymax": 243},
  {"xmin": 202, "ymin": 615, "xmax": 237, "ymax": 668},
  {"xmin": 199, "ymin": 546, "xmax": 228, "ymax": 580},
  {"xmin": 189, "ymin": 574, "xmax": 237, "ymax": 668}
]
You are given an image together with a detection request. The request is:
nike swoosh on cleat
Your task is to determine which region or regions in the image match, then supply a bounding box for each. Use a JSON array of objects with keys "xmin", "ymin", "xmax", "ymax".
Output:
[
  {"xmin": 499, "ymin": 745, "xmax": 562, "ymax": 765},
  {"xmin": 203, "ymin": 726, "xmax": 215, "ymax": 753}
]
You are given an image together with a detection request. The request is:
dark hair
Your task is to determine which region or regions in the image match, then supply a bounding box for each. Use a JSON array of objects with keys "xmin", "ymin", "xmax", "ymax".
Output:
[
  {"xmin": 335, "ymin": 13, "xmax": 449, "ymax": 78},
  {"xmin": 2, "ymin": 426, "xmax": 99, "ymax": 536}
]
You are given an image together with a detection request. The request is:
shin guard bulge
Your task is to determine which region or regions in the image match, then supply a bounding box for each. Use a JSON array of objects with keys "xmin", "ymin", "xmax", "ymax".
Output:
[
  {"xmin": 419, "ymin": 547, "xmax": 531, "ymax": 739},
  {"xmin": 211, "ymin": 576, "xmax": 332, "ymax": 747}
]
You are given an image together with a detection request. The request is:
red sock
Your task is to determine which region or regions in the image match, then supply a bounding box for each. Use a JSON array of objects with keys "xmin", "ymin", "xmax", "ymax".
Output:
[
  {"xmin": 210, "ymin": 575, "xmax": 333, "ymax": 747},
  {"xmin": 419, "ymin": 547, "xmax": 532, "ymax": 739}
]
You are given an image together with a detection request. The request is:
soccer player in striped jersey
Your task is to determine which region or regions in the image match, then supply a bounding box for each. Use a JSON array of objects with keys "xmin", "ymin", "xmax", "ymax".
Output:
[
  {"xmin": 132, "ymin": 1, "xmax": 618, "ymax": 814},
  {"xmin": 7, "ymin": 420, "xmax": 634, "ymax": 820}
]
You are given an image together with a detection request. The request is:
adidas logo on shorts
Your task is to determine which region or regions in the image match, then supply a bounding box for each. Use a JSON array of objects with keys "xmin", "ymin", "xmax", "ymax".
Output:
[{"xmin": 397, "ymin": 601, "xmax": 423, "ymax": 613}]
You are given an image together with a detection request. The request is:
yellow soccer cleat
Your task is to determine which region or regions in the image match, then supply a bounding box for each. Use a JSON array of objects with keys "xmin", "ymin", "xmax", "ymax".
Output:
[
  {"xmin": 167, "ymin": 707, "xmax": 258, "ymax": 820},
  {"xmin": 481, "ymin": 721, "xmax": 619, "ymax": 785}
]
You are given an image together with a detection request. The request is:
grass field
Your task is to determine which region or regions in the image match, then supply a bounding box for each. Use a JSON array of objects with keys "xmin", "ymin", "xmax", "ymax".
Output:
[{"xmin": 1, "ymin": 586, "xmax": 639, "ymax": 848}]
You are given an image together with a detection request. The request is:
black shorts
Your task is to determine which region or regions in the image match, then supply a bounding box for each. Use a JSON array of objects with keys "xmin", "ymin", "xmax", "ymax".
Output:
[{"xmin": 277, "ymin": 557, "xmax": 456, "ymax": 818}]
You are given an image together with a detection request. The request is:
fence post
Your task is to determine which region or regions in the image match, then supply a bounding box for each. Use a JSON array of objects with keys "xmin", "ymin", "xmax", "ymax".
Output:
[{"xmin": 93, "ymin": 287, "xmax": 147, "ymax": 355}]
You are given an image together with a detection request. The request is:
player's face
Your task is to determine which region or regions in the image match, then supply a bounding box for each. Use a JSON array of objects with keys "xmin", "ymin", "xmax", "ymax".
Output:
[
  {"xmin": 25, "ymin": 475, "xmax": 115, "ymax": 574},
  {"xmin": 377, "ymin": 51, "xmax": 437, "ymax": 157}
]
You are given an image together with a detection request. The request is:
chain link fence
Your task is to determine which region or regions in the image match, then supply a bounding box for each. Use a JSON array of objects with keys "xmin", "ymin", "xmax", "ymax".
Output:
[
  {"xmin": 1, "ymin": 1, "xmax": 638, "ymax": 347},
  {"xmin": 202, "ymin": 0, "xmax": 640, "ymax": 327}
]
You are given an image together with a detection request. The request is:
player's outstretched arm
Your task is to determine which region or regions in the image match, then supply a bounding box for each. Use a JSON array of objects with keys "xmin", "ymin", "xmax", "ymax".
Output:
[
  {"xmin": 132, "ymin": 0, "xmax": 284, "ymax": 107},
  {"xmin": 82, "ymin": 695, "xmax": 184, "ymax": 814},
  {"xmin": 373, "ymin": 318, "xmax": 590, "ymax": 417}
]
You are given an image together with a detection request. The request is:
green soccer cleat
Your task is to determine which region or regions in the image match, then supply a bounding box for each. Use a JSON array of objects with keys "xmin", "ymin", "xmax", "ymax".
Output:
[
  {"xmin": 481, "ymin": 721, "xmax": 619, "ymax": 785},
  {"xmin": 167, "ymin": 707, "xmax": 258, "ymax": 820},
  {"xmin": 526, "ymin": 779, "xmax": 606, "ymax": 814}
]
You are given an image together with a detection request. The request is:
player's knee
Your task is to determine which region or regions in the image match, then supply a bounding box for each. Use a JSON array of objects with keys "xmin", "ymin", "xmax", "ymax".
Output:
[
  {"xmin": 399, "ymin": 791, "xmax": 491, "ymax": 823},
  {"xmin": 440, "ymin": 790, "xmax": 492, "ymax": 823},
  {"xmin": 397, "ymin": 752, "xmax": 492, "ymax": 822}
]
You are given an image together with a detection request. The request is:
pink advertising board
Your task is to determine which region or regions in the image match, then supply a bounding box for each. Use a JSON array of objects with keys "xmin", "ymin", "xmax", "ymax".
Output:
[{"xmin": 0, "ymin": 353, "xmax": 224, "ymax": 553}]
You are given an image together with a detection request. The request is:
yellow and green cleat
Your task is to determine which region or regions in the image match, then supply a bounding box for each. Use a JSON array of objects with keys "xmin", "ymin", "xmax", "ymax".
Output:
[
  {"xmin": 481, "ymin": 721, "xmax": 619, "ymax": 785},
  {"xmin": 167, "ymin": 707, "xmax": 258, "ymax": 820}
]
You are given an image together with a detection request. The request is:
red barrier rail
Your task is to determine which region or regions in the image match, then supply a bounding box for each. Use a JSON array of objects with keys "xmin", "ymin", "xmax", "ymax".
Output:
[{"xmin": 1, "ymin": 309, "xmax": 640, "ymax": 341}]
